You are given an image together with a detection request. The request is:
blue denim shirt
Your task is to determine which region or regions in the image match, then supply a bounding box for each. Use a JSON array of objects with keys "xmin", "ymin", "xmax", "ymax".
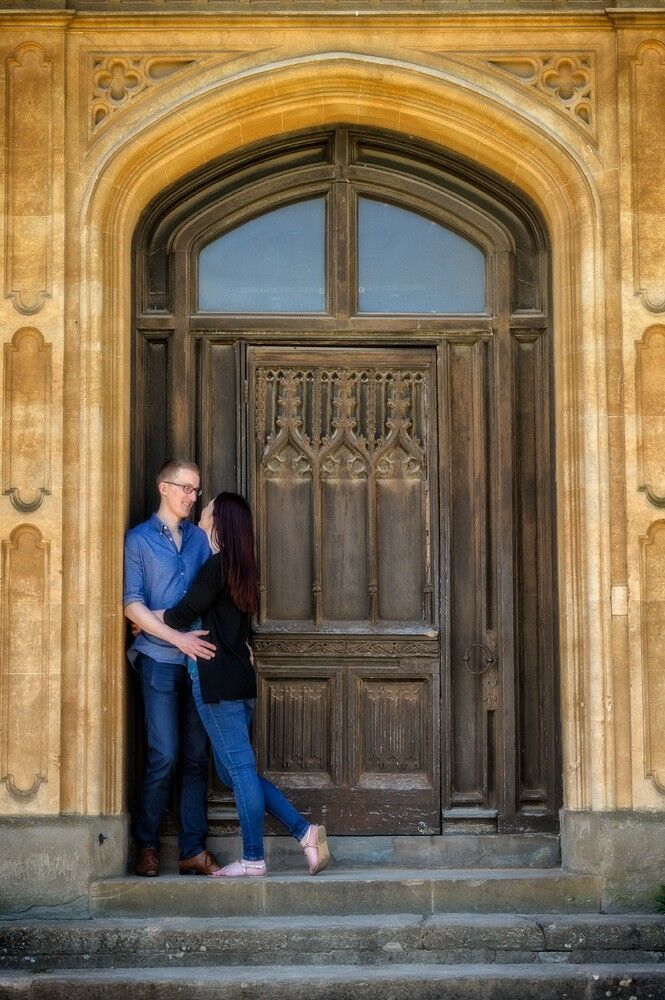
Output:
[{"xmin": 123, "ymin": 513, "xmax": 211, "ymax": 666}]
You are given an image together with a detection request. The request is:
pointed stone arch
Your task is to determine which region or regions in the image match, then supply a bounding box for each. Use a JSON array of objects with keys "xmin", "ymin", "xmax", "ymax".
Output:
[{"xmin": 61, "ymin": 54, "xmax": 611, "ymax": 820}]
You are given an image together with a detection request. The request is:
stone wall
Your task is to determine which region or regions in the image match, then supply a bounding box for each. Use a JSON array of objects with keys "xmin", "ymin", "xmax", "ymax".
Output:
[{"xmin": 0, "ymin": 4, "xmax": 664, "ymax": 903}]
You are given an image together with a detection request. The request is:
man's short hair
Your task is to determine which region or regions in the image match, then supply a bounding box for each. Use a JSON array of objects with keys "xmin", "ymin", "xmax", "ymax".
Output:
[{"xmin": 156, "ymin": 458, "xmax": 200, "ymax": 486}]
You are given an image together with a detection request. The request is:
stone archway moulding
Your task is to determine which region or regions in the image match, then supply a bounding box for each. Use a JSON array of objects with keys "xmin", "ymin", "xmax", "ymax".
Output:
[{"xmin": 62, "ymin": 54, "xmax": 612, "ymax": 820}]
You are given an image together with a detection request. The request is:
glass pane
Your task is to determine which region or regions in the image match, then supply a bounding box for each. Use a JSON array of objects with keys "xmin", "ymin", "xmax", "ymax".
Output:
[
  {"xmin": 199, "ymin": 198, "xmax": 325, "ymax": 313},
  {"xmin": 358, "ymin": 198, "xmax": 485, "ymax": 314}
]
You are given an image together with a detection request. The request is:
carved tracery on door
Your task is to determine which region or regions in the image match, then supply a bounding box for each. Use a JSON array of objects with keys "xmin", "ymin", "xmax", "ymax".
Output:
[
  {"xmin": 253, "ymin": 358, "xmax": 433, "ymax": 626},
  {"xmin": 131, "ymin": 126, "xmax": 561, "ymax": 835}
]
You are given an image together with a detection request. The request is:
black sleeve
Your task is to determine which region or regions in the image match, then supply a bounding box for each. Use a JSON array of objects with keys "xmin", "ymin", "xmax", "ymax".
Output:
[{"xmin": 164, "ymin": 554, "xmax": 223, "ymax": 630}]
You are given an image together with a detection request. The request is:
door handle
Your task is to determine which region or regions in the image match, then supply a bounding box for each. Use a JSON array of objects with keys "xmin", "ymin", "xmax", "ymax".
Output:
[{"xmin": 462, "ymin": 643, "xmax": 496, "ymax": 675}]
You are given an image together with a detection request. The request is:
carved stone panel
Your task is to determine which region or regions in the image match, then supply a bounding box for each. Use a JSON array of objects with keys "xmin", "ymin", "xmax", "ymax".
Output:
[
  {"xmin": 484, "ymin": 54, "xmax": 594, "ymax": 132},
  {"xmin": 1, "ymin": 525, "xmax": 50, "ymax": 801},
  {"xmin": 631, "ymin": 42, "xmax": 665, "ymax": 313},
  {"xmin": 435, "ymin": 51, "xmax": 595, "ymax": 138},
  {"xmin": 87, "ymin": 51, "xmax": 265, "ymax": 140},
  {"xmin": 640, "ymin": 521, "xmax": 665, "ymax": 792},
  {"xmin": 90, "ymin": 55, "xmax": 196, "ymax": 136},
  {"xmin": 636, "ymin": 325, "xmax": 665, "ymax": 506},
  {"xmin": 4, "ymin": 44, "xmax": 53, "ymax": 315},
  {"xmin": 2, "ymin": 328, "xmax": 52, "ymax": 513}
]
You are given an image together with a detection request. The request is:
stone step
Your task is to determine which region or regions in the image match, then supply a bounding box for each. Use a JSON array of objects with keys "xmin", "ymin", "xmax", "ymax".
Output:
[
  {"xmin": 90, "ymin": 869, "xmax": 601, "ymax": 918},
  {"xmin": 157, "ymin": 833, "xmax": 561, "ymax": 872},
  {"xmin": 0, "ymin": 962, "xmax": 663, "ymax": 1000},
  {"xmin": 2, "ymin": 913, "xmax": 665, "ymax": 972}
]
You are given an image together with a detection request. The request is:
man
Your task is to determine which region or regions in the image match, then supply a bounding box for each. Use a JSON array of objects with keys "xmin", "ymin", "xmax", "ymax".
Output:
[{"xmin": 124, "ymin": 458, "xmax": 221, "ymax": 877}]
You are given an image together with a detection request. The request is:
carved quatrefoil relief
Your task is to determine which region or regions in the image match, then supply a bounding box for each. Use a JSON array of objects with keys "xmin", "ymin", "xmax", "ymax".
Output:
[
  {"xmin": 90, "ymin": 55, "xmax": 196, "ymax": 135},
  {"xmin": 485, "ymin": 54, "xmax": 595, "ymax": 133}
]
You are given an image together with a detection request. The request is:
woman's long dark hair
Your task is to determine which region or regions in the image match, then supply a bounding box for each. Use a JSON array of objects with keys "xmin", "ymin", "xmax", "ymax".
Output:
[{"xmin": 211, "ymin": 492, "xmax": 259, "ymax": 614}]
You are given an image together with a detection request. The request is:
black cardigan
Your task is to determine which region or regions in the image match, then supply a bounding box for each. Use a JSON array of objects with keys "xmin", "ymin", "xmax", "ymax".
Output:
[{"xmin": 164, "ymin": 552, "xmax": 255, "ymax": 703}]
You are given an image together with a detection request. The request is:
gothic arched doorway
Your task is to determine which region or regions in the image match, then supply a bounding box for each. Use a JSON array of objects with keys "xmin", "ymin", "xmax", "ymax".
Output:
[{"xmin": 131, "ymin": 126, "xmax": 560, "ymax": 835}]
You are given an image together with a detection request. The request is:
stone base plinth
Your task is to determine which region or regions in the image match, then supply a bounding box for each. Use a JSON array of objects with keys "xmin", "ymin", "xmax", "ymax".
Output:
[
  {"xmin": 0, "ymin": 815, "xmax": 128, "ymax": 917},
  {"xmin": 562, "ymin": 810, "xmax": 665, "ymax": 912}
]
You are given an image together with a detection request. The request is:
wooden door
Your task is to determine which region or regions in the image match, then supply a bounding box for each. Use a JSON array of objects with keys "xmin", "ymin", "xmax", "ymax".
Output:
[
  {"xmin": 247, "ymin": 347, "xmax": 440, "ymax": 834},
  {"xmin": 131, "ymin": 125, "xmax": 561, "ymax": 837}
]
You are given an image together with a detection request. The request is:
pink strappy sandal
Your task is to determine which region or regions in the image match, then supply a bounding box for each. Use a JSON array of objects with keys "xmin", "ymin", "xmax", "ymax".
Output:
[
  {"xmin": 300, "ymin": 824, "xmax": 331, "ymax": 875},
  {"xmin": 209, "ymin": 859, "xmax": 267, "ymax": 878}
]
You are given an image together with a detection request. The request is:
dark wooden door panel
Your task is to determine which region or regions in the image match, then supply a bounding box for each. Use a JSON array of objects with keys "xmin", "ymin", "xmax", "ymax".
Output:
[
  {"xmin": 255, "ymin": 637, "xmax": 440, "ymax": 834},
  {"xmin": 440, "ymin": 336, "xmax": 498, "ymax": 822},
  {"xmin": 248, "ymin": 347, "xmax": 440, "ymax": 833},
  {"xmin": 512, "ymin": 331, "xmax": 560, "ymax": 821}
]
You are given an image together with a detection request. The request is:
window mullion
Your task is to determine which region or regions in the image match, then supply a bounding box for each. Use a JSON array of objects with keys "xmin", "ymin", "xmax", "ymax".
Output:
[{"xmin": 330, "ymin": 177, "xmax": 352, "ymax": 321}]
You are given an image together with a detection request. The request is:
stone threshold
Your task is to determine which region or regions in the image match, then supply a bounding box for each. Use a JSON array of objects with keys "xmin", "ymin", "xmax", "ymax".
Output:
[{"xmin": 156, "ymin": 832, "xmax": 561, "ymax": 872}]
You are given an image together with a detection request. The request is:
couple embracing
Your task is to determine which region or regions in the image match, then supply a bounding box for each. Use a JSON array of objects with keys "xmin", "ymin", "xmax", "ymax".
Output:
[{"xmin": 123, "ymin": 458, "xmax": 330, "ymax": 879}]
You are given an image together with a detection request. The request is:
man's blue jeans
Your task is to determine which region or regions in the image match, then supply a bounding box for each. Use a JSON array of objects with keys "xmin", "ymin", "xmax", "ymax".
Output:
[
  {"xmin": 134, "ymin": 655, "xmax": 209, "ymax": 860},
  {"xmin": 190, "ymin": 667, "xmax": 309, "ymax": 861}
]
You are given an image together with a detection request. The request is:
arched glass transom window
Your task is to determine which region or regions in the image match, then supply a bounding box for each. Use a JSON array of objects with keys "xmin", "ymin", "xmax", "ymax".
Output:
[
  {"xmin": 358, "ymin": 198, "xmax": 485, "ymax": 314},
  {"xmin": 199, "ymin": 198, "xmax": 326, "ymax": 313},
  {"xmin": 197, "ymin": 195, "xmax": 486, "ymax": 316}
]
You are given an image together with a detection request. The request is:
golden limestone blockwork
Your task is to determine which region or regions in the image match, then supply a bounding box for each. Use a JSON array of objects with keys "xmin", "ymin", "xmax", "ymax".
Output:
[
  {"xmin": 0, "ymin": 525, "xmax": 50, "ymax": 802},
  {"xmin": 635, "ymin": 325, "xmax": 665, "ymax": 507},
  {"xmin": 640, "ymin": 521, "xmax": 665, "ymax": 793},
  {"xmin": 630, "ymin": 42, "xmax": 665, "ymax": 313},
  {"xmin": 2, "ymin": 328, "xmax": 52, "ymax": 514},
  {"xmin": 4, "ymin": 43, "xmax": 53, "ymax": 316}
]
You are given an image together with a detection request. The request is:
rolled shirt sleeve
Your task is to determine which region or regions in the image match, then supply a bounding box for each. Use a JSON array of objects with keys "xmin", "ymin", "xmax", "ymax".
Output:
[{"xmin": 123, "ymin": 532, "xmax": 145, "ymax": 607}]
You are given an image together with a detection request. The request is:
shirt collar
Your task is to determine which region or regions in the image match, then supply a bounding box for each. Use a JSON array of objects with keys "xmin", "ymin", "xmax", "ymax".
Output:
[{"xmin": 150, "ymin": 512, "xmax": 188, "ymax": 536}]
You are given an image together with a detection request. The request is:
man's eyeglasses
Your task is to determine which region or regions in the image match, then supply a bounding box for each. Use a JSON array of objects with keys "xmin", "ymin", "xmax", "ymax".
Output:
[{"xmin": 163, "ymin": 481, "xmax": 202, "ymax": 498}]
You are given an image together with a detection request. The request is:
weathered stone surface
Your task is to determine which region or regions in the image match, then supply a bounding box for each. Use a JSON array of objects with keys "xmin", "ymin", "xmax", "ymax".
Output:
[
  {"xmin": 428, "ymin": 871, "xmax": 601, "ymax": 915},
  {"xmin": 542, "ymin": 912, "xmax": 665, "ymax": 951},
  {"xmin": 562, "ymin": 811, "xmax": 665, "ymax": 912},
  {"xmin": 89, "ymin": 870, "xmax": 601, "ymax": 919},
  {"xmin": 1, "ymin": 962, "xmax": 665, "ymax": 1000},
  {"xmin": 0, "ymin": 817, "xmax": 128, "ymax": 917}
]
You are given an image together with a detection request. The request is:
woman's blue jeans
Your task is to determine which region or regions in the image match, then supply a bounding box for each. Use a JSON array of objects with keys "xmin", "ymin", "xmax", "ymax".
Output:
[{"xmin": 189, "ymin": 667, "xmax": 309, "ymax": 861}]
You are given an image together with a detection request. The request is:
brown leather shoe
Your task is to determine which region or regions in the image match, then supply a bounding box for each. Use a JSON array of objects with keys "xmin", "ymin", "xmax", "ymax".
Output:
[
  {"xmin": 179, "ymin": 849, "xmax": 222, "ymax": 876},
  {"xmin": 135, "ymin": 846, "xmax": 159, "ymax": 877}
]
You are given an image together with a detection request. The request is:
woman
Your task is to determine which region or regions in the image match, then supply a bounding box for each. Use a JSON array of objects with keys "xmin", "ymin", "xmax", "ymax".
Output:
[{"xmin": 142, "ymin": 491, "xmax": 330, "ymax": 878}]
